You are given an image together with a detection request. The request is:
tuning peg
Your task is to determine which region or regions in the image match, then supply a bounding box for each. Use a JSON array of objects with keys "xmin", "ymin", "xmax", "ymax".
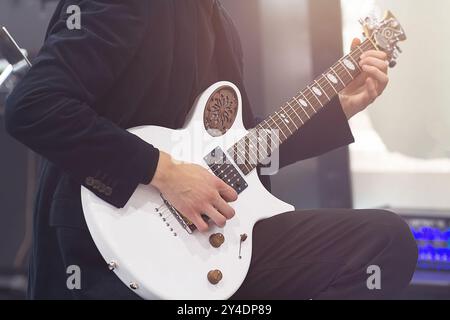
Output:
[
  {"xmin": 393, "ymin": 51, "xmax": 399, "ymax": 59},
  {"xmin": 395, "ymin": 45, "xmax": 403, "ymax": 53},
  {"xmin": 389, "ymin": 60, "xmax": 397, "ymax": 68}
]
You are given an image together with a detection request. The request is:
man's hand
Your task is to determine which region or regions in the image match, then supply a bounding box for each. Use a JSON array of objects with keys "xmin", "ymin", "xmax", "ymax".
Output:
[
  {"xmin": 151, "ymin": 152, "xmax": 238, "ymax": 232},
  {"xmin": 339, "ymin": 38, "xmax": 390, "ymax": 119}
]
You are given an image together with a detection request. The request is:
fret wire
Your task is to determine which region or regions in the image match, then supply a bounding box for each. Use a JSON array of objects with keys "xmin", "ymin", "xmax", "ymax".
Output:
[
  {"xmin": 303, "ymin": 86, "xmax": 321, "ymax": 112},
  {"xmin": 228, "ymin": 39, "xmax": 377, "ymax": 176},
  {"xmin": 283, "ymin": 102, "xmax": 300, "ymax": 130},
  {"xmin": 268, "ymin": 114, "xmax": 288, "ymax": 141},
  {"xmin": 263, "ymin": 116, "xmax": 284, "ymax": 141},
  {"xmin": 320, "ymin": 68, "xmax": 349, "ymax": 95},
  {"xmin": 355, "ymin": 45, "xmax": 364, "ymax": 55},
  {"xmin": 251, "ymin": 131, "xmax": 269, "ymax": 163},
  {"xmin": 338, "ymin": 60, "xmax": 354, "ymax": 80},
  {"xmin": 308, "ymin": 86, "xmax": 324, "ymax": 107},
  {"xmin": 234, "ymin": 152, "xmax": 252, "ymax": 174},
  {"xmin": 258, "ymin": 119, "xmax": 282, "ymax": 147},
  {"xmin": 232, "ymin": 95, "xmax": 317, "ymax": 171},
  {"xmin": 281, "ymin": 102, "xmax": 308, "ymax": 124},
  {"xmin": 235, "ymin": 136, "xmax": 259, "ymax": 168},
  {"xmin": 306, "ymin": 83, "xmax": 329, "ymax": 109},
  {"xmin": 294, "ymin": 95, "xmax": 314, "ymax": 118},
  {"xmin": 241, "ymin": 132, "xmax": 262, "ymax": 166},
  {"xmin": 236, "ymin": 121, "xmax": 280, "ymax": 164},
  {"xmin": 232, "ymin": 139, "xmax": 247, "ymax": 163},
  {"xmin": 329, "ymin": 65, "xmax": 351, "ymax": 89},
  {"xmin": 290, "ymin": 97, "xmax": 308, "ymax": 122},
  {"xmin": 255, "ymin": 124, "xmax": 278, "ymax": 158},
  {"xmin": 334, "ymin": 62, "xmax": 354, "ymax": 83},
  {"xmin": 341, "ymin": 55, "xmax": 360, "ymax": 74},
  {"xmin": 314, "ymin": 79, "xmax": 330, "ymax": 100},
  {"xmin": 281, "ymin": 108, "xmax": 298, "ymax": 135},
  {"xmin": 330, "ymin": 65, "xmax": 346, "ymax": 87},
  {"xmin": 351, "ymin": 52, "xmax": 364, "ymax": 66},
  {"xmin": 229, "ymin": 108, "xmax": 304, "ymax": 173},
  {"xmin": 231, "ymin": 143, "xmax": 252, "ymax": 171},
  {"xmin": 283, "ymin": 97, "xmax": 305, "ymax": 124},
  {"xmin": 273, "ymin": 103, "xmax": 315, "ymax": 136},
  {"xmin": 347, "ymin": 54, "xmax": 361, "ymax": 72},
  {"xmin": 322, "ymin": 73, "xmax": 338, "ymax": 94},
  {"xmin": 260, "ymin": 97, "xmax": 316, "ymax": 133},
  {"xmin": 275, "ymin": 111, "xmax": 293, "ymax": 137},
  {"xmin": 298, "ymin": 91, "xmax": 316, "ymax": 113},
  {"xmin": 235, "ymin": 140, "xmax": 257, "ymax": 169},
  {"xmin": 258, "ymin": 117, "xmax": 275, "ymax": 146},
  {"xmin": 250, "ymin": 133, "xmax": 264, "ymax": 164},
  {"xmin": 254, "ymin": 135, "xmax": 270, "ymax": 163},
  {"xmin": 243, "ymin": 134, "xmax": 260, "ymax": 165},
  {"xmin": 317, "ymin": 76, "xmax": 334, "ymax": 98}
]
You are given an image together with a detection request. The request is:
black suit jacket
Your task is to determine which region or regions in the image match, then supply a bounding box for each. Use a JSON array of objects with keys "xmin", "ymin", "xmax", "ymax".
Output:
[{"xmin": 5, "ymin": 0, "xmax": 354, "ymax": 299}]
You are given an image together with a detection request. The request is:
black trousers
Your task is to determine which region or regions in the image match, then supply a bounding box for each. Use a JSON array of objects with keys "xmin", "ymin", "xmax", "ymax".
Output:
[
  {"xmin": 43, "ymin": 209, "xmax": 418, "ymax": 300},
  {"xmin": 233, "ymin": 209, "xmax": 418, "ymax": 300}
]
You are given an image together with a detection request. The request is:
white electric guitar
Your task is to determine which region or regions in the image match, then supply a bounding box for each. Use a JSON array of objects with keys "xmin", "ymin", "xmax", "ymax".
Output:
[{"xmin": 81, "ymin": 12, "xmax": 406, "ymax": 300}]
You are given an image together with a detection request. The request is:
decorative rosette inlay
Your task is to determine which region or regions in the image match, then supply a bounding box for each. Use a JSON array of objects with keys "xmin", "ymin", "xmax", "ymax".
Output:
[{"xmin": 204, "ymin": 86, "xmax": 238, "ymax": 137}]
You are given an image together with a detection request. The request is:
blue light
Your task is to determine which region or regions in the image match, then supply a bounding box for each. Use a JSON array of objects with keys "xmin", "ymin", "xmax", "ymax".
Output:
[{"xmin": 410, "ymin": 225, "xmax": 450, "ymax": 271}]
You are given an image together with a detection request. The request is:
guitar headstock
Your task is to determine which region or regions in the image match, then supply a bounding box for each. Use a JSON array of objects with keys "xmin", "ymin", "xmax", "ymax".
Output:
[{"xmin": 360, "ymin": 10, "xmax": 407, "ymax": 68}]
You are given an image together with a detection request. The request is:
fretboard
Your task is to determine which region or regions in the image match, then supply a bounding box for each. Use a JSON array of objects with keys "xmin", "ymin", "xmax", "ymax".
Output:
[{"xmin": 228, "ymin": 39, "xmax": 376, "ymax": 175}]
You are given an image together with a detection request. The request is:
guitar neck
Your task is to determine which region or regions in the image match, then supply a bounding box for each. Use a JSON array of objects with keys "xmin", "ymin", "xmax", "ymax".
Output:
[{"xmin": 229, "ymin": 39, "xmax": 377, "ymax": 175}]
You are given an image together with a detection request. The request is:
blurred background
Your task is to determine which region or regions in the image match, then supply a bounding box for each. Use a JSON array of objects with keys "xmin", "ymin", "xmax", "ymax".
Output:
[{"xmin": 0, "ymin": 0, "xmax": 449, "ymax": 299}]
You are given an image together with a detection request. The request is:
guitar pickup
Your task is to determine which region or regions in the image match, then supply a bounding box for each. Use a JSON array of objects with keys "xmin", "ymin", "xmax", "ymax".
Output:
[{"xmin": 204, "ymin": 147, "xmax": 248, "ymax": 194}]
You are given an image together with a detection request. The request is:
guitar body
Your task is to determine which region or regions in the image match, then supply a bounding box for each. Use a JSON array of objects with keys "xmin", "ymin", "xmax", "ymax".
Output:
[
  {"xmin": 81, "ymin": 11, "xmax": 407, "ymax": 300},
  {"xmin": 81, "ymin": 82, "xmax": 294, "ymax": 300}
]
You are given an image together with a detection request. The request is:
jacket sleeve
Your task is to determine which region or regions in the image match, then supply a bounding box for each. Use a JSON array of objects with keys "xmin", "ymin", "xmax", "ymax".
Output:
[
  {"xmin": 4, "ymin": 0, "xmax": 159, "ymax": 208},
  {"xmin": 278, "ymin": 96, "xmax": 355, "ymax": 169}
]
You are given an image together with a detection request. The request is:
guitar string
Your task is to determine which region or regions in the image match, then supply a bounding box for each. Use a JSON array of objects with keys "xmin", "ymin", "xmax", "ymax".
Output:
[
  {"xmin": 159, "ymin": 41, "xmax": 380, "ymax": 229},
  {"xmin": 228, "ymin": 40, "xmax": 375, "ymax": 174},
  {"xmin": 229, "ymin": 42, "xmax": 373, "ymax": 174},
  {"xmin": 237, "ymin": 40, "xmax": 374, "ymax": 151}
]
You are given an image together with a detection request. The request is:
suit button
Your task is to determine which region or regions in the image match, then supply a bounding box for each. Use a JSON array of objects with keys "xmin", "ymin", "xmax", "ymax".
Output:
[
  {"xmin": 105, "ymin": 187, "xmax": 113, "ymax": 196},
  {"xmin": 85, "ymin": 177, "xmax": 95, "ymax": 186},
  {"xmin": 93, "ymin": 180, "xmax": 101, "ymax": 190},
  {"xmin": 99, "ymin": 184, "xmax": 106, "ymax": 193}
]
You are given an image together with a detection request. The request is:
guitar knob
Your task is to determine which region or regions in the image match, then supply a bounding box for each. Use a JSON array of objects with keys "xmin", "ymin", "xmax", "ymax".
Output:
[
  {"xmin": 207, "ymin": 270, "xmax": 223, "ymax": 285},
  {"xmin": 209, "ymin": 233, "xmax": 225, "ymax": 248},
  {"xmin": 389, "ymin": 60, "xmax": 397, "ymax": 68}
]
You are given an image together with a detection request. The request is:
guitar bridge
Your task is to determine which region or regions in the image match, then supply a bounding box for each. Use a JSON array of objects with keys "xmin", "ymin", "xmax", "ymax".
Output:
[{"xmin": 160, "ymin": 195, "xmax": 196, "ymax": 234}]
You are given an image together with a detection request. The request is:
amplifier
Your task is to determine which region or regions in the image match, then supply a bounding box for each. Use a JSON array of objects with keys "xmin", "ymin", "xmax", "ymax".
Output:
[{"xmin": 398, "ymin": 210, "xmax": 450, "ymax": 272}]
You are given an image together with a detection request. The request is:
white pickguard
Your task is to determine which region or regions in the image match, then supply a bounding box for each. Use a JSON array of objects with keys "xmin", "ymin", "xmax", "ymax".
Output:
[{"xmin": 81, "ymin": 82, "xmax": 294, "ymax": 300}]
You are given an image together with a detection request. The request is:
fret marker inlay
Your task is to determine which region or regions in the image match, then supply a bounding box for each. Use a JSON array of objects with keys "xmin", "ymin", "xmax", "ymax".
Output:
[
  {"xmin": 343, "ymin": 59, "xmax": 356, "ymax": 71},
  {"xmin": 226, "ymin": 38, "xmax": 378, "ymax": 177},
  {"xmin": 327, "ymin": 73, "xmax": 338, "ymax": 84},
  {"xmin": 312, "ymin": 87, "xmax": 322, "ymax": 96}
]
